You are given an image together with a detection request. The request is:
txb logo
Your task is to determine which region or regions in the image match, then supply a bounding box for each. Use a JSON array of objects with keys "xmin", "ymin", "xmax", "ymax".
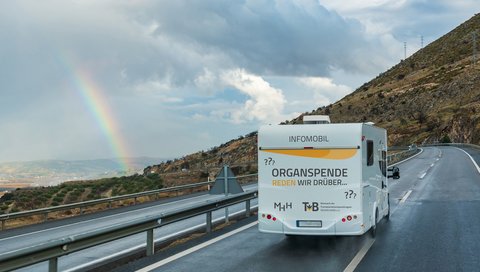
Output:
[{"xmin": 303, "ymin": 202, "xmax": 319, "ymax": 212}]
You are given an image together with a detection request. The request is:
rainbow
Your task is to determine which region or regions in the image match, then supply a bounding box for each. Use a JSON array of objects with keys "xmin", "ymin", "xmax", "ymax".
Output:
[{"xmin": 68, "ymin": 68, "xmax": 131, "ymax": 173}]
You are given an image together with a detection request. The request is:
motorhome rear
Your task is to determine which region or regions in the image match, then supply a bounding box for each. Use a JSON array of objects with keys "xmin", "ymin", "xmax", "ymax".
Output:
[{"xmin": 258, "ymin": 116, "xmax": 396, "ymax": 236}]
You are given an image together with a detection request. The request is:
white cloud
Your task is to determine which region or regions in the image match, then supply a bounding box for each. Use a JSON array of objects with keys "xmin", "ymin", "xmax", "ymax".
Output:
[
  {"xmin": 194, "ymin": 68, "xmax": 218, "ymax": 93},
  {"xmin": 299, "ymin": 77, "xmax": 352, "ymax": 106},
  {"xmin": 221, "ymin": 69, "xmax": 287, "ymax": 124}
]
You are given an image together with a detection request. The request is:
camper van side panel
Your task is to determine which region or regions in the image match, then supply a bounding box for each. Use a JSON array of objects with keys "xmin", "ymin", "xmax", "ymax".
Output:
[{"xmin": 361, "ymin": 125, "xmax": 388, "ymax": 230}]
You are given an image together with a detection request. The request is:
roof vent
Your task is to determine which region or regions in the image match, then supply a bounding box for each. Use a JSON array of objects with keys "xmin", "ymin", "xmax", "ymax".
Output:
[{"xmin": 303, "ymin": 115, "xmax": 331, "ymax": 124}]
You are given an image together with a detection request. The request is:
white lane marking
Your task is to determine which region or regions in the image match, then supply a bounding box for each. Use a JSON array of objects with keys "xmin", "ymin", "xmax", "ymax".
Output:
[
  {"xmin": 0, "ymin": 194, "xmax": 219, "ymax": 242},
  {"xmin": 419, "ymin": 172, "xmax": 426, "ymax": 179},
  {"xmin": 64, "ymin": 205, "xmax": 258, "ymax": 272},
  {"xmin": 400, "ymin": 190, "xmax": 412, "ymax": 204},
  {"xmin": 136, "ymin": 221, "xmax": 259, "ymax": 272},
  {"xmin": 454, "ymin": 147, "xmax": 480, "ymax": 174},
  {"xmin": 390, "ymin": 148, "xmax": 424, "ymax": 166},
  {"xmin": 343, "ymin": 237, "xmax": 375, "ymax": 272},
  {"xmin": 430, "ymin": 163, "xmax": 435, "ymax": 167}
]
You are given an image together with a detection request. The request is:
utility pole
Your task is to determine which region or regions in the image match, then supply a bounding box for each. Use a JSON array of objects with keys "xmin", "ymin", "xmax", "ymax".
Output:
[
  {"xmin": 421, "ymin": 35, "xmax": 424, "ymax": 49},
  {"xmin": 404, "ymin": 42, "xmax": 407, "ymax": 60}
]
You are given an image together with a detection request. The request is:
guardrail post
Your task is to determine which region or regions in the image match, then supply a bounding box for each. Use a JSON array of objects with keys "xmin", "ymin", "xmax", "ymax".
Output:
[
  {"xmin": 224, "ymin": 165, "xmax": 229, "ymax": 223},
  {"xmin": 108, "ymin": 201, "xmax": 112, "ymax": 209},
  {"xmin": 48, "ymin": 257, "xmax": 58, "ymax": 272},
  {"xmin": 134, "ymin": 197, "xmax": 137, "ymax": 205},
  {"xmin": 1, "ymin": 219, "xmax": 5, "ymax": 230},
  {"xmin": 246, "ymin": 199, "xmax": 251, "ymax": 217},
  {"xmin": 146, "ymin": 229, "xmax": 154, "ymax": 256},
  {"xmin": 206, "ymin": 211, "xmax": 212, "ymax": 233},
  {"xmin": 44, "ymin": 212, "xmax": 48, "ymax": 222},
  {"xmin": 80, "ymin": 207, "xmax": 84, "ymax": 214}
]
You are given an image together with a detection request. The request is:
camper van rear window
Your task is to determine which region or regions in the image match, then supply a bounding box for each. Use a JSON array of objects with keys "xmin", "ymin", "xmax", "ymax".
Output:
[{"xmin": 367, "ymin": 140, "xmax": 374, "ymax": 166}]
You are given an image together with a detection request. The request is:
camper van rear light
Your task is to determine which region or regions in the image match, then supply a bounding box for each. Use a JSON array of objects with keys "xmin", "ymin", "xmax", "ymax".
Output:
[
  {"xmin": 347, "ymin": 215, "xmax": 352, "ymax": 221},
  {"xmin": 267, "ymin": 214, "xmax": 272, "ymax": 220},
  {"xmin": 262, "ymin": 214, "xmax": 266, "ymax": 218},
  {"xmin": 272, "ymin": 217, "xmax": 277, "ymax": 221},
  {"xmin": 341, "ymin": 218, "xmax": 346, "ymax": 222},
  {"xmin": 353, "ymin": 215, "xmax": 357, "ymax": 219}
]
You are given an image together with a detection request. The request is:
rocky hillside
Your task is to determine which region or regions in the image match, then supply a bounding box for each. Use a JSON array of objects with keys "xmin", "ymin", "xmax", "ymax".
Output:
[
  {"xmin": 148, "ymin": 14, "xmax": 480, "ymax": 184},
  {"xmin": 291, "ymin": 13, "xmax": 480, "ymax": 146},
  {"xmin": 144, "ymin": 132, "xmax": 258, "ymax": 187}
]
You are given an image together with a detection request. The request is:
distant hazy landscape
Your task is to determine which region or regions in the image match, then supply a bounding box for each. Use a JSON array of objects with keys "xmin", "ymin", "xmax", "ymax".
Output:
[{"xmin": 0, "ymin": 157, "xmax": 165, "ymax": 189}]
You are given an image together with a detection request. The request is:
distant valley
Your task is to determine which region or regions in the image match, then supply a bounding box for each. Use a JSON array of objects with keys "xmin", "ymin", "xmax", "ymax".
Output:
[{"xmin": 0, "ymin": 157, "xmax": 166, "ymax": 189}]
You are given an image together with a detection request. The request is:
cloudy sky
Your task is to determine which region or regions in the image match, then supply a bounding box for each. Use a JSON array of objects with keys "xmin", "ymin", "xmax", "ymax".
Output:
[{"xmin": 0, "ymin": 0, "xmax": 477, "ymax": 164}]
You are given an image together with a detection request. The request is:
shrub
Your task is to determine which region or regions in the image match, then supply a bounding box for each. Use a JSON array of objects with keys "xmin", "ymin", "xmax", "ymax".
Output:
[
  {"xmin": 441, "ymin": 135, "xmax": 452, "ymax": 143},
  {"xmin": 0, "ymin": 193, "xmax": 14, "ymax": 202}
]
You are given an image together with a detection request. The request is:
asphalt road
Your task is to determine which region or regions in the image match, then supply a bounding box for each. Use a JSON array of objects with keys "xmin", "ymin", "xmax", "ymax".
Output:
[
  {"xmin": 0, "ymin": 184, "xmax": 258, "ymax": 271},
  {"xmin": 123, "ymin": 146, "xmax": 480, "ymax": 272}
]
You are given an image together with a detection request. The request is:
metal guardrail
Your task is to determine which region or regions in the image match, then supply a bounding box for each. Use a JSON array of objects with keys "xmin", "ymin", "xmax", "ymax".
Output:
[
  {"xmin": 0, "ymin": 173, "xmax": 258, "ymax": 230},
  {"xmin": 386, "ymin": 148, "xmax": 420, "ymax": 165},
  {"xmin": 0, "ymin": 190, "xmax": 258, "ymax": 272},
  {"xmin": 421, "ymin": 143, "xmax": 480, "ymax": 149},
  {"xmin": 0, "ymin": 180, "xmax": 213, "ymax": 230}
]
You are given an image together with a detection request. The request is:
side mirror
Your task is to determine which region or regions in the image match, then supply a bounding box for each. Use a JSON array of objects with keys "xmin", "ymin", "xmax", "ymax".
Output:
[{"xmin": 387, "ymin": 166, "xmax": 400, "ymax": 179}]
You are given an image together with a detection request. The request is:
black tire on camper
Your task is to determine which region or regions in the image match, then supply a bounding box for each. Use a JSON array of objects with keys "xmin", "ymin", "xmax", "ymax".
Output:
[
  {"xmin": 386, "ymin": 194, "xmax": 390, "ymax": 221},
  {"xmin": 371, "ymin": 208, "xmax": 378, "ymax": 238}
]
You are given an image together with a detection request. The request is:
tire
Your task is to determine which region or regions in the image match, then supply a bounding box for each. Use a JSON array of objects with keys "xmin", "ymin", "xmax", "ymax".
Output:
[
  {"xmin": 386, "ymin": 195, "xmax": 390, "ymax": 221},
  {"xmin": 285, "ymin": 234, "xmax": 298, "ymax": 242},
  {"xmin": 371, "ymin": 208, "xmax": 378, "ymax": 238}
]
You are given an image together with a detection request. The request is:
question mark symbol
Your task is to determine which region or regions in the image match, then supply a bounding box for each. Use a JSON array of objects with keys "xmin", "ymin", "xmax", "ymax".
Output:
[
  {"xmin": 264, "ymin": 159, "xmax": 268, "ymax": 165},
  {"xmin": 268, "ymin": 157, "xmax": 273, "ymax": 165},
  {"xmin": 349, "ymin": 190, "xmax": 354, "ymax": 198},
  {"xmin": 272, "ymin": 159, "xmax": 275, "ymax": 165},
  {"xmin": 345, "ymin": 192, "xmax": 349, "ymax": 198}
]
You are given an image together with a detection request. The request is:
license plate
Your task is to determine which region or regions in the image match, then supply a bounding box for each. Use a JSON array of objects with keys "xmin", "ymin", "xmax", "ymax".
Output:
[{"xmin": 297, "ymin": 220, "xmax": 322, "ymax": 228}]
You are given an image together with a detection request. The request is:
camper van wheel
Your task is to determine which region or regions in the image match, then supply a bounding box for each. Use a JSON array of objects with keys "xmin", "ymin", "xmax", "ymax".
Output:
[
  {"xmin": 371, "ymin": 208, "xmax": 378, "ymax": 238},
  {"xmin": 285, "ymin": 234, "xmax": 298, "ymax": 241},
  {"xmin": 386, "ymin": 196, "xmax": 390, "ymax": 221}
]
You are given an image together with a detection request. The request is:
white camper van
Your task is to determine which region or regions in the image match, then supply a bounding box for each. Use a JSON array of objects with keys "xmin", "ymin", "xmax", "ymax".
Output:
[{"xmin": 258, "ymin": 116, "xmax": 399, "ymax": 237}]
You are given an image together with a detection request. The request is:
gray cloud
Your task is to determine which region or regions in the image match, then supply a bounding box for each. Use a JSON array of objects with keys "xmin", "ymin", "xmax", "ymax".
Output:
[{"xmin": 139, "ymin": 0, "xmax": 385, "ymax": 79}]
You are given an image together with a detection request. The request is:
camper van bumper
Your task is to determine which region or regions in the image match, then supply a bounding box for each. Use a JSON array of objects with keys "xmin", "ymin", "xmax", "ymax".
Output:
[{"xmin": 259, "ymin": 216, "xmax": 366, "ymax": 235}]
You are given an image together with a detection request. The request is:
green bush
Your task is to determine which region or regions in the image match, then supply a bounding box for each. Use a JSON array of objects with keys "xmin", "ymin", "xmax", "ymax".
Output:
[{"xmin": 441, "ymin": 135, "xmax": 452, "ymax": 143}]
